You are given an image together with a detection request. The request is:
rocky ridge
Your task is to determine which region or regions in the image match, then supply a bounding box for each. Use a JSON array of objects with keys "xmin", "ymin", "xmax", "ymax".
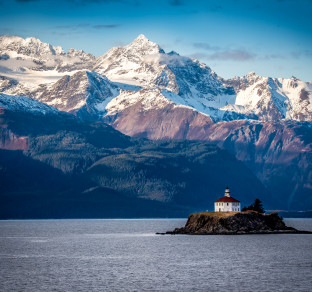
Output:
[{"xmin": 1, "ymin": 34, "xmax": 311, "ymax": 123}]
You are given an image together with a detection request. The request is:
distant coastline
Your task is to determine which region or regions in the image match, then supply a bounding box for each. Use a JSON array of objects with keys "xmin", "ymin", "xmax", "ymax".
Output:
[{"xmin": 270, "ymin": 210, "xmax": 312, "ymax": 218}]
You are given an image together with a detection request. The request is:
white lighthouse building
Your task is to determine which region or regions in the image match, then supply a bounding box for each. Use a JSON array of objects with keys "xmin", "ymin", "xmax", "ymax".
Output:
[{"xmin": 214, "ymin": 187, "xmax": 241, "ymax": 212}]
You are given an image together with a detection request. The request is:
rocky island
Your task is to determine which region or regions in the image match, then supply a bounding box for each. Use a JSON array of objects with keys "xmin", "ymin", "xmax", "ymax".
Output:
[{"xmin": 163, "ymin": 211, "xmax": 312, "ymax": 235}]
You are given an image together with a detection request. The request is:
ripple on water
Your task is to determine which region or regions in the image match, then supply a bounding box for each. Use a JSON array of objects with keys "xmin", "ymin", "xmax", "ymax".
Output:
[{"xmin": 0, "ymin": 219, "xmax": 311, "ymax": 291}]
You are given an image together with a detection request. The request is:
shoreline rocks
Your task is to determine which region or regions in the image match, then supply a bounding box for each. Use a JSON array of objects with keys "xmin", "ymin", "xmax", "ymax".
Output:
[{"xmin": 160, "ymin": 211, "xmax": 312, "ymax": 235}]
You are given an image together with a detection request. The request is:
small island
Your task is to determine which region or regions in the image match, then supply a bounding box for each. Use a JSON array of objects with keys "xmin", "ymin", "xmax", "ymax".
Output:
[
  {"xmin": 164, "ymin": 211, "xmax": 312, "ymax": 235},
  {"xmin": 160, "ymin": 187, "xmax": 312, "ymax": 235}
]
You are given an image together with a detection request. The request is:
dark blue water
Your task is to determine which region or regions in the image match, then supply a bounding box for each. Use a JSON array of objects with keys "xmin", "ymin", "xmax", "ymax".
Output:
[{"xmin": 0, "ymin": 219, "xmax": 312, "ymax": 291}]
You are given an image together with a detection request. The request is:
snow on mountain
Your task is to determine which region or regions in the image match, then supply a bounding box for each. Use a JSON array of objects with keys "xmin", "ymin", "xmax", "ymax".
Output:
[
  {"xmin": 0, "ymin": 34, "xmax": 311, "ymax": 123},
  {"xmin": 92, "ymin": 35, "xmax": 312, "ymax": 122},
  {"xmin": 0, "ymin": 35, "xmax": 95, "ymax": 68},
  {"xmin": 91, "ymin": 35, "xmax": 249, "ymax": 122},
  {"xmin": 94, "ymin": 34, "xmax": 166, "ymax": 87},
  {"xmin": 223, "ymin": 73, "xmax": 312, "ymax": 122},
  {"xmin": 0, "ymin": 35, "xmax": 95, "ymax": 92},
  {"xmin": 30, "ymin": 70, "xmax": 120, "ymax": 120},
  {"xmin": 0, "ymin": 93, "xmax": 61, "ymax": 115}
]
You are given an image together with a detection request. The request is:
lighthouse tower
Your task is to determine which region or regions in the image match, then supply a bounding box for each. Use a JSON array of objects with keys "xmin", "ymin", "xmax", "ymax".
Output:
[{"xmin": 214, "ymin": 187, "xmax": 241, "ymax": 212}]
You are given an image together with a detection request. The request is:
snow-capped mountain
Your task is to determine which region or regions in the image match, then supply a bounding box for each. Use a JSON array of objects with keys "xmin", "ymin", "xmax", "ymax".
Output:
[
  {"xmin": 0, "ymin": 35, "xmax": 95, "ymax": 94},
  {"xmin": 0, "ymin": 34, "xmax": 311, "ymax": 123},
  {"xmin": 222, "ymin": 72, "xmax": 312, "ymax": 122},
  {"xmin": 94, "ymin": 34, "xmax": 239, "ymax": 120},
  {"xmin": 30, "ymin": 70, "xmax": 119, "ymax": 120},
  {"xmin": 0, "ymin": 35, "xmax": 95, "ymax": 71},
  {"xmin": 0, "ymin": 93, "xmax": 68, "ymax": 151},
  {"xmin": 0, "ymin": 33, "xmax": 312, "ymax": 211},
  {"xmin": 0, "ymin": 92, "xmax": 61, "ymax": 115}
]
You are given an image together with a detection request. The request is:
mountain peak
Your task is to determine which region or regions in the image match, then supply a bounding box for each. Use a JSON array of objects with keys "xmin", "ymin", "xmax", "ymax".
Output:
[
  {"xmin": 246, "ymin": 72, "xmax": 257, "ymax": 77},
  {"xmin": 126, "ymin": 34, "xmax": 165, "ymax": 54},
  {"xmin": 134, "ymin": 34, "xmax": 149, "ymax": 42}
]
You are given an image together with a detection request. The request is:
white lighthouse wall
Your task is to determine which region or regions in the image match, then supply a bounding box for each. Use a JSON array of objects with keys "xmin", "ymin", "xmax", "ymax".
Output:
[{"xmin": 214, "ymin": 202, "xmax": 241, "ymax": 212}]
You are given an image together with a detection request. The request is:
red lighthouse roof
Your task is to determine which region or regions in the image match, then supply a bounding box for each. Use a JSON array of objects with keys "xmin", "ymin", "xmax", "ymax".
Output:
[
  {"xmin": 215, "ymin": 187, "xmax": 240, "ymax": 203},
  {"xmin": 215, "ymin": 196, "xmax": 240, "ymax": 203}
]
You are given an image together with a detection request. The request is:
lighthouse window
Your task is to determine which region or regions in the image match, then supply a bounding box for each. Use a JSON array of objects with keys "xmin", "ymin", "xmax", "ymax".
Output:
[{"xmin": 227, "ymin": 203, "xmax": 229, "ymax": 206}]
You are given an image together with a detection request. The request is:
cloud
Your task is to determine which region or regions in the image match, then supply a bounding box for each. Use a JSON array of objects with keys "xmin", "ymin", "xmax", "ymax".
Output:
[
  {"xmin": 191, "ymin": 42, "xmax": 257, "ymax": 61},
  {"xmin": 0, "ymin": 28, "xmax": 14, "ymax": 34},
  {"xmin": 291, "ymin": 50, "xmax": 312, "ymax": 59},
  {"xmin": 67, "ymin": 0, "xmax": 138, "ymax": 6},
  {"xmin": 275, "ymin": 0, "xmax": 312, "ymax": 2},
  {"xmin": 168, "ymin": 0, "xmax": 184, "ymax": 6},
  {"xmin": 208, "ymin": 50, "xmax": 257, "ymax": 61},
  {"xmin": 143, "ymin": 52, "xmax": 189, "ymax": 67},
  {"xmin": 193, "ymin": 42, "xmax": 221, "ymax": 51},
  {"xmin": 69, "ymin": 0, "xmax": 122, "ymax": 3},
  {"xmin": 50, "ymin": 23, "xmax": 120, "ymax": 33},
  {"xmin": 188, "ymin": 53, "xmax": 211, "ymax": 60},
  {"xmin": 0, "ymin": 27, "xmax": 30, "ymax": 35},
  {"xmin": 53, "ymin": 24, "xmax": 89, "ymax": 30},
  {"xmin": 192, "ymin": 41, "xmax": 294, "ymax": 62},
  {"xmin": 92, "ymin": 24, "xmax": 119, "ymax": 29},
  {"xmin": 15, "ymin": 0, "xmax": 39, "ymax": 2},
  {"xmin": 205, "ymin": 5, "xmax": 223, "ymax": 12},
  {"xmin": 189, "ymin": 49, "xmax": 257, "ymax": 62},
  {"xmin": 263, "ymin": 54, "xmax": 287, "ymax": 60},
  {"xmin": 15, "ymin": 0, "xmax": 139, "ymax": 5}
]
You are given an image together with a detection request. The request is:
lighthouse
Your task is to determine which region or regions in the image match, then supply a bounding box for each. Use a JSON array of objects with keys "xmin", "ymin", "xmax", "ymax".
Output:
[{"xmin": 214, "ymin": 187, "xmax": 241, "ymax": 212}]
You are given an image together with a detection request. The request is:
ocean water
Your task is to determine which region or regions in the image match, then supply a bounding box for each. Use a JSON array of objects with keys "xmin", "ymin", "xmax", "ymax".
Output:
[{"xmin": 0, "ymin": 219, "xmax": 312, "ymax": 292}]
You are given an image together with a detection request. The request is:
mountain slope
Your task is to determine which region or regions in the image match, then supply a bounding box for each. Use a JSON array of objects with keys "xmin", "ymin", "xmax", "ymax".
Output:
[
  {"xmin": 0, "ymin": 34, "xmax": 311, "ymax": 211},
  {"xmin": 30, "ymin": 70, "xmax": 120, "ymax": 120},
  {"xmin": 0, "ymin": 95, "xmax": 271, "ymax": 218},
  {"xmin": 223, "ymin": 73, "xmax": 312, "ymax": 122},
  {"xmin": 0, "ymin": 35, "xmax": 95, "ymax": 95},
  {"xmin": 0, "ymin": 92, "xmax": 60, "ymax": 115},
  {"xmin": 93, "ymin": 34, "xmax": 242, "ymax": 121}
]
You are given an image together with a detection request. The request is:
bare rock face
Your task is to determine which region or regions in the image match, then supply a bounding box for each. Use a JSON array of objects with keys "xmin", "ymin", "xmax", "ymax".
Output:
[
  {"xmin": 168, "ymin": 212, "xmax": 310, "ymax": 235},
  {"xmin": 104, "ymin": 102, "xmax": 214, "ymax": 140},
  {"xmin": 105, "ymin": 104, "xmax": 312, "ymax": 210},
  {"xmin": 0, "ymin": 127, "xmax": 28, "ymax": 151}
]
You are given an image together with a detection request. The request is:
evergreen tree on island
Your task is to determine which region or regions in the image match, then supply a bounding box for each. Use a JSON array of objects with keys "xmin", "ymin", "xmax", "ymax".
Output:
[{"xmin": 242, "ymin": 198, "xmax": 265, "ymax": 214}]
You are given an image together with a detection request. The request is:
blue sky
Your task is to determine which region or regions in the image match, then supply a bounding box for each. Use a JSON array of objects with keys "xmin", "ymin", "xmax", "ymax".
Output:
[{"xmin": 0, "ymin": 0, "xmax": 311, "ymax": 81}]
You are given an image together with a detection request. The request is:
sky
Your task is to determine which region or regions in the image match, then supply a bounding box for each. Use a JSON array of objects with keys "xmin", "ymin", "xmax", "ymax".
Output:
[{"xmin": 0, "ymin": 0, "xmax": 311, "ymax": 81}]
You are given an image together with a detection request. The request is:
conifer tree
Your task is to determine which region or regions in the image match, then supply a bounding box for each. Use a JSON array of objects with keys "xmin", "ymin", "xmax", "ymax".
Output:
[{"xmin": 242, "ymin": 198, "xmax": 265, "ymax": 214}]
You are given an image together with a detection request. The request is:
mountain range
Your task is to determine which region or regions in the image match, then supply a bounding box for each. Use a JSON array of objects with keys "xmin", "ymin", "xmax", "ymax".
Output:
[{"xmin": 0, "ymin": 34, "xmax": 311, "ymax": 217}]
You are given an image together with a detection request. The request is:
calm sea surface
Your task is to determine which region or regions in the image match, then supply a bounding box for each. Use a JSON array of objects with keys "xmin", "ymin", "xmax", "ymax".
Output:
[{"xmin": 0, "ymin": 218, "xmax": 312, "ymax": 292}]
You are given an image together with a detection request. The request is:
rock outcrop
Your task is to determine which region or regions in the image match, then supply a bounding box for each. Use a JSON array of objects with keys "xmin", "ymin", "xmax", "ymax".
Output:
[{"xmin": 166, "ymin": 211, "xmax": 312, "ymax": 235}]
